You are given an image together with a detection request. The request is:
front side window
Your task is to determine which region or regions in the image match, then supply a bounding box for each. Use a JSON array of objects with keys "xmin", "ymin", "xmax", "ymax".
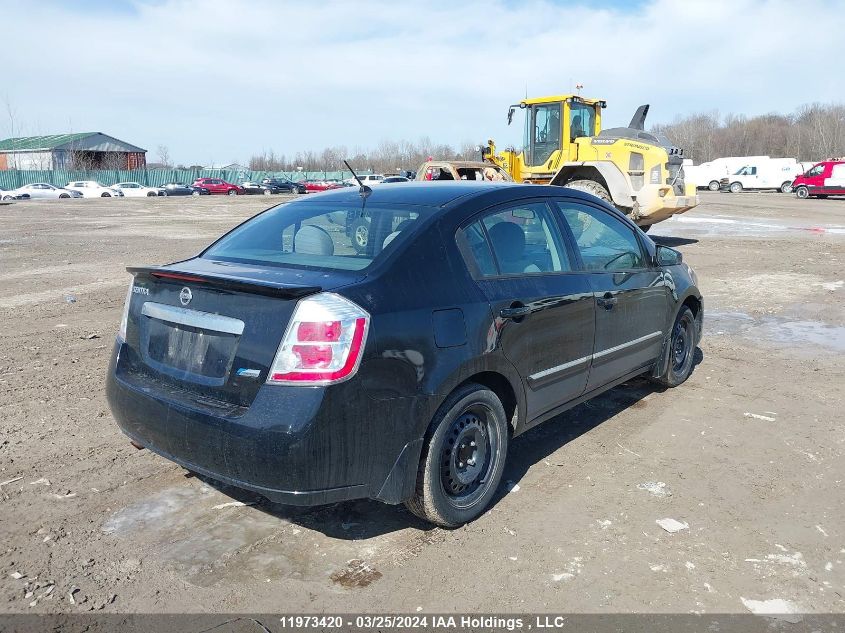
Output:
[
  {"xmin": 569, "ymin": 102, "xmax": 595, "ymax": 141},
  {"xmin": 203, "ymin": 203, "xmax": 427, "ymax": 272},
  {"xmin": 460, "ymin": 202, "xmax": 570, "ymax": 276},
  {"xmin": 806, "ymin": 164, "xmax": 824, "ymax": 177},
  {"xmin": 556, "ymin": 203, "xmax": 646, "ymax": 271}
]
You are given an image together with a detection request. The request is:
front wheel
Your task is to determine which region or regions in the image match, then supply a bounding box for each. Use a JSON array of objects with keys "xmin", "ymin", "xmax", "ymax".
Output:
[
  {"xmin": 795, "ymin": 186, "xmax": 809, "ymax": 199},
  {"xmin": 191, "ymin": 190, "xmax": 200, "ymax": 197},
  {"xmin": 708, "ymin": 180, "xmax": 720, "ymax": 191},
  {"xmin": 147, "ymin": 191, "xmax": 157, "ymax": 197},
  {"xmin": 405, "ymin": 383, "xmax": 509, "ymax": 527},
  {"xmin": 562, "ymin": 179, "xmax": 612, "ymax": 204},
  {"xmin": 652, "ymin": 306, "xmax": 697, "ymax": 388},
  {"xmin": 780, "ymin": 181, "xmax": 793, "ymax": 194},
  {"xmin": 227, "ymin": 189, "xmax": 237, "ymax": 196},
  {"xmin": 101, "ymin": 192, "xmax": 111, "ymax": 197},
  {"xmin": 729, "ymin": 182, "xmax": 742, "ymax": 193}
]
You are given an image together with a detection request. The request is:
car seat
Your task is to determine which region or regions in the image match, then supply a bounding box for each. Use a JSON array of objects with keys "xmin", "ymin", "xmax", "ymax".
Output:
[
  {"xmin": 294, "ymin": 225, "xmax": 334, "ymax": 255},
  {"xmin": 487, "ymin": 222, "xmax": 540, "ymax": 274}
]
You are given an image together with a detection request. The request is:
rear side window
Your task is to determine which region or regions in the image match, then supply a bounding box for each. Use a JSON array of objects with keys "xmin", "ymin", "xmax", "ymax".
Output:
[
  {"xmin": 556, "ymin": 203, "xmax": 646, "ymax": 271},
  {"xmin": 460, "ymin": 202, "xmax": 570, "ymax": 276},
  {"xmin": 203, "ymin": 203, "xmax": 428, "ymax": 271}
]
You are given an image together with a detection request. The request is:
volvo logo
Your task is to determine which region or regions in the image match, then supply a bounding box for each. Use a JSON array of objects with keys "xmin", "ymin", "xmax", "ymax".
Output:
[{"xmin": 179, "ymin": 287, "xmax": 193, "ymax": 306}]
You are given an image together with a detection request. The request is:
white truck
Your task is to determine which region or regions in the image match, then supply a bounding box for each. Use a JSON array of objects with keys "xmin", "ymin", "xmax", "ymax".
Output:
[
  {"xmin": 719, "ymin": 158, "xmax": 814, "ymax": 194},
  {"xmin": 684, "ymin": 156, "xmax": 769, "ymax": 191}
]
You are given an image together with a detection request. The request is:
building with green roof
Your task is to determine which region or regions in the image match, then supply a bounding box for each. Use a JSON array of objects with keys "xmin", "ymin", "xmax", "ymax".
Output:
[{"xmin": 0, "ymin": 133, "xmax": 146, "ymax": 170}]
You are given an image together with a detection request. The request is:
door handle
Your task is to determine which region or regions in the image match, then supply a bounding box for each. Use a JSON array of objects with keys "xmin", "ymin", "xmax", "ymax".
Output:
[
  {"xmin": 499, "ymin": 305, "xmax": 533, "ymax": 319},
  {"xmin": 596, "ymin": 293, "xmax": 618, "ymax": 310}
]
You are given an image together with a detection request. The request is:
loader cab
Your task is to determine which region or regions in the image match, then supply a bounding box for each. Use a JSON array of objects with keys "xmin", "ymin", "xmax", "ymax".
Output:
[{"xmin": 514, "ymin": 95, "xmax": 604, "ymax": 168}]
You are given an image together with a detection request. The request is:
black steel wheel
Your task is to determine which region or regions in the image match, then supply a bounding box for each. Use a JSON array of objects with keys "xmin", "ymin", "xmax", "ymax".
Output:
[
  {"xmin": 406, "ymin": 383, "xmax": 508, "ymax": 527},
  {"xmin": 652, "ymin": 306, "xmax": 697, "ymax": 387}
]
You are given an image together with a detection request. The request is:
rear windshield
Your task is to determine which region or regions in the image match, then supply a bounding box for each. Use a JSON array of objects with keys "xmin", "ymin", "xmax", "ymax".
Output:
[{"xmin": 202, "ymin": 202, "xmax": 431, "ymax": 271}]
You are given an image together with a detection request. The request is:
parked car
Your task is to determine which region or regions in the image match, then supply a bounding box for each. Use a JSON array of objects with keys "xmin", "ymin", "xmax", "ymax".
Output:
[
  {"xmin": 342, "ymin": 174, "xmax": 385, "ymax": 187},
  {"xmin": 416, "ymin": 161, "xmax": 513, "ymax": 182},
  {"xmin": 192, "ymin": 178, "xmax": 243, "ymax": 196},
  {"xmin": 792, "ymin": 160, "xmax": 845, "ymax": 199},
  {"xmin": 0, "ymin": 187, "xmax": 31, "ymax": 200},
  {"xmin": 303, "ymin": 179, "xmax": 343, "ymax": 193},
  {"xmin": 381, "ymin": 176, "xmax": 410, "ymax": 184},
  {"xmin": 112, "ymin": 182, "xmax": 166, "ymax": 197},
  {"xmin": 160, "ymin": 183, "xmax": 210, "ymax": 196},
  {"xmin": 240, "ymin": 181, "xmax": 273, "ymax": 195},
  {"xmin": 260, "ymin": 178, "xmax": 306, "ymax": 195},
  {"xmin": 4, "ymin": 183, "xmax": 82, "ymax": 199},
  {"xmin": 107, "ymin": 182, "xmax": 703, "ymax": 527},
  {"xmin": 65, "ymin": 181, "xmax": 124, "ymax": 198},
  {"xmin": 719, "ymin": 158, "xmax": 814, "ymax": 193}
]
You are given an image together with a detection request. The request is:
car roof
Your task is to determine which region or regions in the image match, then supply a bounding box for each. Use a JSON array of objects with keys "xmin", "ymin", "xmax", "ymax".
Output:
[{"xmin": 290, "ymin": 181, "xmax": 614, "ymax": 210}]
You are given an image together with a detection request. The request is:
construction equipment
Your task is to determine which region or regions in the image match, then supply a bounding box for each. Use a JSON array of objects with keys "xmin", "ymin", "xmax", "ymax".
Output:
[{"xmin": 483, "ymin": 94, "xmax": 698, "ymax": 230}]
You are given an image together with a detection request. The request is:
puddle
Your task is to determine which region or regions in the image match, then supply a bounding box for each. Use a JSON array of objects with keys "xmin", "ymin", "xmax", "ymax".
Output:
[
  {"xmin": 656, "ymin": 214, "xmax": 845, "ymax": 238},
  {"xmin": 707, "ymin": 311, "xmax": 845, "ymax": 352}
]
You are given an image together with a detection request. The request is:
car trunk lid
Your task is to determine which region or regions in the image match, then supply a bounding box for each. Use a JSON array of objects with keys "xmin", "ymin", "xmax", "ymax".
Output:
[{"xmin": 118, "ymin": 258, "xmax": 362, "ymax": 408}]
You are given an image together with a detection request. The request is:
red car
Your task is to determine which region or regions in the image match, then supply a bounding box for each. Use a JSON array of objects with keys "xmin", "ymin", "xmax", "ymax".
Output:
[
  {"xmin": 302, "ymin": 179, "xmax": 343, "ymax": 193},
  {"xmin": 192, "ymin": 178, "xmax": 244, "ymax": 196},
  {"xmin": 792, "ymin": 160, "xmax": 845, "ymax": 199}
]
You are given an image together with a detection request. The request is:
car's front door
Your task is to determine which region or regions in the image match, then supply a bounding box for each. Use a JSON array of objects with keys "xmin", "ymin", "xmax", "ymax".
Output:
[
  {"xmin": 555, "ymin": 200, "xmax": 669, "ymax": 391},
  {"xmin": 458, "ymin": 200, "xmax": 595, "ymax": 422}
]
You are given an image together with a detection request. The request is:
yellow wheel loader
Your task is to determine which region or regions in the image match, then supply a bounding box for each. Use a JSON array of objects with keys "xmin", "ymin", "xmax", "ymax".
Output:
[{"xmin": 483, "ymin": 94, "xmax": 698, "ymax": 231}]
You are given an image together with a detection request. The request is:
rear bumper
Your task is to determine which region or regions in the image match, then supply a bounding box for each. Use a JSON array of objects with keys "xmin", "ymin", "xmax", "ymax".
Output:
[{"xmin": 106, "ymin": 341, "xmax": 425, "ymax": 506}]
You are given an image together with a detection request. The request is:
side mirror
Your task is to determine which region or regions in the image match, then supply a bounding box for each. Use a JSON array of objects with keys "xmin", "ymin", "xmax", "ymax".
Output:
[{"xmin": 656, "ymin": 244, "xmax": 682, "ymax": 266}]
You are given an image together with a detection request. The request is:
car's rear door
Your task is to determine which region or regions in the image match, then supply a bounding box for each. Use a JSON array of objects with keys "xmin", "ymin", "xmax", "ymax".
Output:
[
  {"xmin": 458, "ymin": 200, "xmax": 594, "ymax": 422},
  {"xmin": 554, "ymin": 200, "xmax": 669, "ymax": 391}
]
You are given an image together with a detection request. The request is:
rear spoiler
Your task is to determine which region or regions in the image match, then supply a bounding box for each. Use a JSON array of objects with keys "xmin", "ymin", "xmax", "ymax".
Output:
[{"xmin": 127, "ymin": 266, "xmax": 321, "ymax": 299}]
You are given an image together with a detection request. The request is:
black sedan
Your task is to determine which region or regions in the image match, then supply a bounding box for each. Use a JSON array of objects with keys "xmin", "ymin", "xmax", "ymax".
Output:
[
  {"xmin": 159, "ymin": 183, "xmax": 210, "ymax": 196},
  {"xmin": 260, "ymin": 177, "xmax": 306, "ymax": 195},
  {"xmin": 107, "ymin": 183, "xmax": 702, "ymax": 527}
]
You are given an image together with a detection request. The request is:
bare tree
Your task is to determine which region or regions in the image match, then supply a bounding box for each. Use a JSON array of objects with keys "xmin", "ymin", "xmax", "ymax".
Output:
[{"xmin": 156, "ymin": 145, "xmax": 171, "ymax": 167}]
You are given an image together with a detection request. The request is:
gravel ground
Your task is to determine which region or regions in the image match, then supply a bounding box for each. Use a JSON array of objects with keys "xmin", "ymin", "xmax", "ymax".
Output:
[{"xmin": 0, "ymin": 191, "xmax": 843, "ymax": 616}]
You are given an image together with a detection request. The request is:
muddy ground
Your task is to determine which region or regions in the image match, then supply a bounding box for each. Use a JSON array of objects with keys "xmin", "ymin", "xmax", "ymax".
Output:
[{"xmin": 0, "ymin": 191, "xmax": 843, "ymax": 616}]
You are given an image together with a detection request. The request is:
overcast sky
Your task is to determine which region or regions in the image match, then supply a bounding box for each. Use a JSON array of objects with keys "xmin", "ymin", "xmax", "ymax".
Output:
[{"xmin": 3, "ymin": 0, "xmax": 844, "ymax": 165}]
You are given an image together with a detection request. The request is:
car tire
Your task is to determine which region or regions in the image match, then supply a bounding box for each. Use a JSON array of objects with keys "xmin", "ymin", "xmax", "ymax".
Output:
[
  {"xmin": 227, "ymin": 189, "xmax": 237, "ymax": 196},
  {"xmin": 708, "ymin": 180, "xmax": 720, "ymax": 191},
  {"xmin": 795, "ymin": 186, "xmax": 809, "ymax": 199},
  {"xmin": 729, "ymin": 182, "xmax": 742, "ymax": 193},
  {"xmin": 263, "ymin": 189, "xmax": 271, "ymax": 196},
  {"xmin": 147, "ymin": 191, "xmax": 157, "ymax": 197},
  {"xmin": 652, "ymin": 306, "xmax": 697, "ymax": 388},
  {"xmin": 350, "ymin": 217, "xmax": 371, "ymax": 254},
  {"xmin": 562, "ymin": 179, "xmax": 612, "ymax": 204},
  {"xmin": 59, "ymin": 193, "xmax": 70, "ymax": 199},
  {"xmin": 2, "ymin": 195, "xmax": 13, "ymax": 200},
  {"xmin": 101, "ymin": 192, "xmax": 111, "ymax": 197},
  {"xmin": 191, "ymin": 190, "xmax": 200, "ymax": 197},
  {"xmin": 780, "ymin": 181, "xmax": 793, "ymax": 194},
  {"xmin": 405, "ymin": 383, "xmax": 509, "ymax": 528}
]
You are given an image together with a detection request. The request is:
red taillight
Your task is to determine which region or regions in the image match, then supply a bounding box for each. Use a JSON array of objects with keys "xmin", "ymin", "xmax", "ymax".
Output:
[{"xmin": 267, "ymin": 293, "xmax": 369, "ymax": 385}]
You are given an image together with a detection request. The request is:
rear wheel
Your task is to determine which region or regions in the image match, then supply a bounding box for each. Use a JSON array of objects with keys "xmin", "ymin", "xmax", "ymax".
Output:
[
  {"xmin": 147, "ymin": 191, "xmax": 157, "ymax": 197},
  {"xmin": 101, "ymin": 192, "xmax": 111, "ymax": 197},
  {"xmin": 191, "ymin": 190, "xmax": 200, "ymax": 197},
  {"xmin": 729, "ymin": 182, "xmax": 742, "ymax": 193},
  {"xmin": 2, "ymin": 195, "xmax": 13, "ymax": 200},
  {"xmin": 780, "ymin": 181, "xmax": 793, "ymax": 193},
  {"xmin": 652, "ymin": 306, "xmax": 696, "ymax": 388},
  {"xmin": 405, "ymin": 383, "xmax": 509, "ymax": 527},
  {"xmin": 708, "ymin": 180, "xmax": 720, "ymax": 191},
  {"xmin": 59, "ymin": 193, "xmax": 70, "ymax": 199},
  {"xmin": 795, "ymin": 186, "xmax": 809, "ymax": 199}
]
